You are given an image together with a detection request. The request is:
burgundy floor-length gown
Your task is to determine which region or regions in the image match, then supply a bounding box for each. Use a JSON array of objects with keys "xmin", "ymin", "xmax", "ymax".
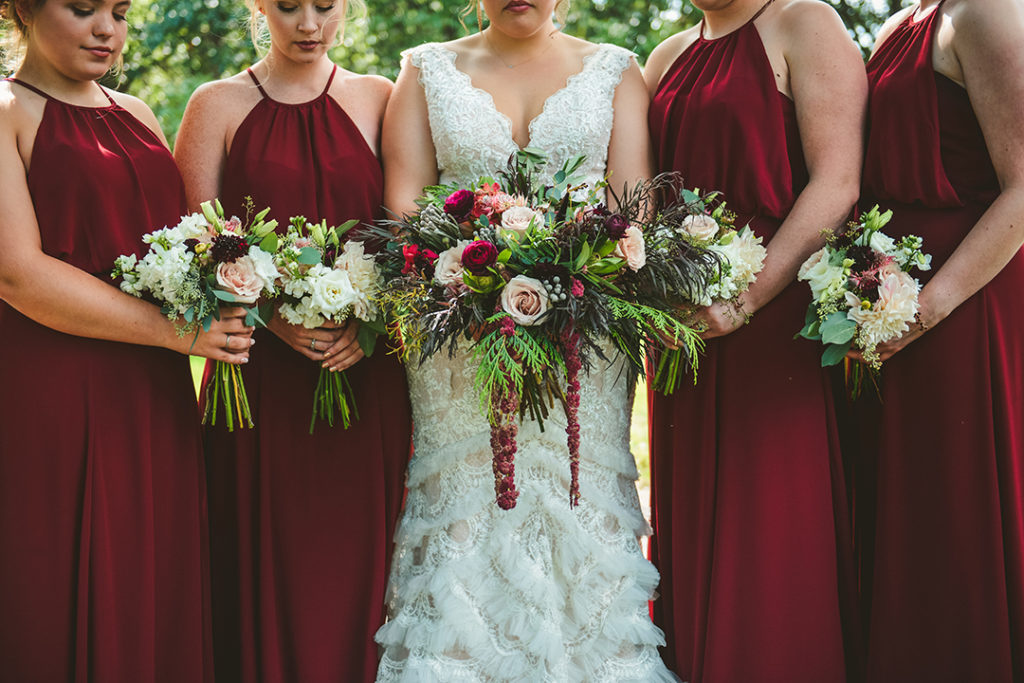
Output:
[
  {"xmin": 856, "ymin": 5, "xmax": 1024, "ymax": 681},
  {"xmin": 201, "ymin": 67, "xmax": 412, "ymax": 683},
  {"xmin": 0, "ymin": 79, "xmax": 213, "ymax": 682},
  {"xmin": 646, "ymin": 12, "xmax": 860, "ymax": 683}
]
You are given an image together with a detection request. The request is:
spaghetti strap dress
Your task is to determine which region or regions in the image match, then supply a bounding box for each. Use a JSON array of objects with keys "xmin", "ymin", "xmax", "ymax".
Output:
[
  {"xmin": 857, "ymin": 4, "xmax": 1024, "ymax": 680},
  {"xmin": 646, "ymin": 8, "xmax": 859, "ymax": 682},
  {"xmin": 200, "ymin": 66, "xmax": 412, "ymax": 683},
  {"xmin": 0, "ymin": 78, "xmax": 213, "ymax": 683}
]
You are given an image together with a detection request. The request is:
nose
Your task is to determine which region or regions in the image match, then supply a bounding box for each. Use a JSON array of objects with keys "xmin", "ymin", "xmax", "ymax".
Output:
[
  {"xmin": 297, "ymin": 7, "xmax": 319, "ymax": 33},
  {"xmin": 92, "ymin": 10, "xmax": 115, "ymax": 37}
]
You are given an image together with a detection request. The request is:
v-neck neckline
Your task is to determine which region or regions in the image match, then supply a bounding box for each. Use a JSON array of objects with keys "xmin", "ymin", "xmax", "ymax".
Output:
[{"xmin": 436, "ymin": 44, "xmax": 605, "ymax": 151}]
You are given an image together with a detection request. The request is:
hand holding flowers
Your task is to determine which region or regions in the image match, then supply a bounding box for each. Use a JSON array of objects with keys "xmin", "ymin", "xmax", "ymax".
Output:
[
  {"xmin": 112, "ymin": 199, "xmax": 281, "ymax": 430},
  {"xmin": 797, "ymin": 205, "xmax": 932, "ymax": 392},
  {"xmin": 274, "ymin": 217, "xmax": 385, "ymax": 432}
]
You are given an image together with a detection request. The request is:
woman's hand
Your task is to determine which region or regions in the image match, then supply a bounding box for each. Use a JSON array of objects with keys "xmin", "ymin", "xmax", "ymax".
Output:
[
  {"xmin": 179, "ymin": 306, "xmax": 255, "ymax": 363},
  {"xmin": 267, "ymin": 315, "xmax": 365, "ymax": 371},
  {"xmin": 689, "ymin": 300, "xmax": 750, "ymax": 340}
]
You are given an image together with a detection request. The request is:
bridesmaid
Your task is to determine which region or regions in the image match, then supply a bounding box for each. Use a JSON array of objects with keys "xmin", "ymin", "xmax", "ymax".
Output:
[
  {"xmin": 174, "ymin": 1, "xmax": 411, "ymax": 681},
  {"xmin": 855, "ymin": 0, "xmax": 1024, "ymax": 679},
  {"xmin": 643, "ymin": 0, "xmax": 866, "ymax": 681},
  {"xmin": 0, "ymin": 1, "xmax": 254, "ymax": 681}
]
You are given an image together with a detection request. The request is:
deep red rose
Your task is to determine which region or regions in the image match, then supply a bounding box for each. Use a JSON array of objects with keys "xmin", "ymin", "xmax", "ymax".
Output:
[
  {"xmin": 603, "ymin": 213, "xmax": 630, "ymax": 240},
  {"xmin": 461, "ymin": 240, "xmax": 498, "ymax": 275},
  {"xmin": 444, "ymin": 189, "xmax": 475, "ymax": 222}
]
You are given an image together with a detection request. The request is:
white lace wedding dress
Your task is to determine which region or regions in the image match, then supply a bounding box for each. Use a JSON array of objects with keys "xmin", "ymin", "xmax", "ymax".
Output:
[{"xmin": 375, "ymin": 42, "xmax": 676, "ymax": 682}]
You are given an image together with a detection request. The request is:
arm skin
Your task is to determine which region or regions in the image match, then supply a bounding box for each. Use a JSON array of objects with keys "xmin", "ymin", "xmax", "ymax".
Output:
[
  {"xmin": 0, "ymin": 84, "xmax": 254, "ymax": 363},
  {"xmin": 175, "ymin": 73, "xmax": 394, "ymax": 371},
  {"xmin": 648, "ymin": 1, "xmax": 867, "ymax": 339},
  {"xmin": 863, "ymin": 0, "xmax": 1024, "ymax": 362}
]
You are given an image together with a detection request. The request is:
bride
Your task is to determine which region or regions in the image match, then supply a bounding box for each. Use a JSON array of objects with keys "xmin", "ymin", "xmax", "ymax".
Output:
[{"xmin": 375, "ymin": 1, "xmax": 675, "ymax": 680}]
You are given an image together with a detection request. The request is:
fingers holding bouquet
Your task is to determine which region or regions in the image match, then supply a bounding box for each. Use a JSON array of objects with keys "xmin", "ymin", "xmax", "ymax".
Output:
[
  {"xmin": 194, "ymin": 310, "xmax": 256, "ymax": 364},
  {"xmin": 321, "ymin": 320, "xmax": 365, "ymax": 372}
]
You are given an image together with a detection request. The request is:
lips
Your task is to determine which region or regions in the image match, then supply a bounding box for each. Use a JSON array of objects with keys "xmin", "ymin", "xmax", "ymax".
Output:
[
  {"xmin": 84, "ymin": 46, "xmax": 113, "ymax": 57},
  {"xmin": 296, "ymin": 40, "xmax": 320, "ymax": 50},
  {"xmin": 505, "ymin": 0, "xmax": 533, "ymax": 10}
]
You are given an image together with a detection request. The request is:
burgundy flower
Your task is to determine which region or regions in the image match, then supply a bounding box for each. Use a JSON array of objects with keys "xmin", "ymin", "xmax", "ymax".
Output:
[
  {"xmin": 210, "ymin": 233, "xmax": 249, "ymax": 264},
  {"xmin": 461, "ymin": 240, "xmax": 499, "ymax": 275},
  {"xmin": 444, "ymin": 189, "xmax": 475, "ymax": 222},
  {"xmin": 603, "ymin": 213, "xmax": 630, "ymax": 240},
  {"xmin": 402, "ymin": 243, "xmax": 439, "ymax": 275},
  {"xmin": 184, "ymin": 238, "xmax": 200, "ymax": 253},
  {"xmin": 571, "ymin": 278, "xmax": 585, "ymax": 298}
]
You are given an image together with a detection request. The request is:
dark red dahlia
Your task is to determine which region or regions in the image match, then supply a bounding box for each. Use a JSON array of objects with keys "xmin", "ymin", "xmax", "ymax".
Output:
[{"xmin": 210, "ymin": 233, "xmax": 249, "ymax": 263}]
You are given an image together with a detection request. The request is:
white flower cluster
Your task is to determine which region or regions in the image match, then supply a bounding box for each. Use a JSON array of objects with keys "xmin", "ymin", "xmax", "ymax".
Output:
[
  {"xmin": 679, "ymin": 216, "xmax": 767, "ymax": 307},
  {"xmin": 115, "ymin": 214, "xmax": 211, "ymax": 314},
  {"xmin": 278, "ymin": 241, "xmax": 382, "ymax": 328}
]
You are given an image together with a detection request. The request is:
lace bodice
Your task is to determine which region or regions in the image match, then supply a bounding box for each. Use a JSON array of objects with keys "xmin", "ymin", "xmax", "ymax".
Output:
[{"xmin": 406, "ymin": 42, "xmax": 634, "ymax": 187}]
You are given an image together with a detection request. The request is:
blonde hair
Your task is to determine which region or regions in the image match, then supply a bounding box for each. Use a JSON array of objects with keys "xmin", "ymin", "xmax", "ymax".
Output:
[
  {"xmin": 246, "ymin": 0, "xmax": 364, "ymax": 55},
  {"xmin": 460, "ymin": 0, "xmax": 569, "ymax": 32}
]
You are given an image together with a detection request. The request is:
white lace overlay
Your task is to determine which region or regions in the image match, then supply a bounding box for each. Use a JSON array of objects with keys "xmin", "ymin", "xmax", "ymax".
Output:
[{"xmin": 377, "ymin": 42, "xmax": 676, "ymax": 682}]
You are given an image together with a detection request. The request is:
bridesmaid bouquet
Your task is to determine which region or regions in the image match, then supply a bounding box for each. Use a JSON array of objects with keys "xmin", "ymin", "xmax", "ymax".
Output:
[
  {"xmin": 370, "ymin": 150, "xmax": 714, "ymax": 510},
  {"xmin": 112, "ymin": 200, "xmax": 280, "ymax": 431},
  {"xmin": 797, "ymin": 205, "xmax": 932, "ymax": 384},
  {"xmin": 642, "ymin": 185, "xmax": 767, "ymax": 393},
  {"xmin": 274, "ymin": 217, "xmax": 385, "ymax": 432}
]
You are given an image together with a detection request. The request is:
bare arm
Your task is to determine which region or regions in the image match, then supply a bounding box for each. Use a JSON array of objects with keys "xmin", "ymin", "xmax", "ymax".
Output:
[
  {"xmin": 872, "ymin": 0, "xmax": 1024, "ymax": 359},
  {"xmin": 696, "ymin": 2, "xmax": 867, "ymax": 337},
  {"xmin": 606, "ymin": 59, "xmax": 654, "ymax": 206},
  {"xmin": 0, "ymin": 101, "xmax": 252, "ymax": 362},
  {"xmin": 174, "ymin": 82, "xmax": 231, "ymax": 210},
  {"xmin": 381, "ymin": 56, "xmax": 440, "ymax": 217}
]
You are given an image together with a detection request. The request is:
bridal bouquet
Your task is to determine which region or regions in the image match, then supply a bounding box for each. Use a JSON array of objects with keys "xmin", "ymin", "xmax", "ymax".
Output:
[
  {"xmin": 370, "ymin": 151, "xmax": 714, "ymax": 510},
  {"xmin": 642, "ymin": 185, "xmax": 767, "ymax": 393},
  {"xmin": 112, "ymin": 200, "xmax": 280, "ymax": 431},
  {"xmin": 797, "ymin": 205, "xmax": 931, "ymax": 385},
  {"xmin": 274, "ymin": 217, "xmax": 385, "ymax": 432}
]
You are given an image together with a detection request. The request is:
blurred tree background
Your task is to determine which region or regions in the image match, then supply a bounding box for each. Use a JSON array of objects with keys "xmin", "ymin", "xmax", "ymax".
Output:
[{"xmin": 2, "ymin": 0, "xmax": 912, "ymax": 143}]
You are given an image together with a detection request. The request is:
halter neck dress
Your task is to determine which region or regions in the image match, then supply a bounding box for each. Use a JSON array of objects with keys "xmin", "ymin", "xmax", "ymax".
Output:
[
  {"xmin": 0, "ymin": 78, "xmax": 213, "ymax": 682},
  {"xmin": 647, "ymin": 6, "xmax": 859, "ymax": 681},
  {"xmin": 199, "ymin": 66, "xmax": 412, "ymax": 683},
  {"xmin": 857, "ymin": 4, "xmax": 1024, "ymax": 680}
]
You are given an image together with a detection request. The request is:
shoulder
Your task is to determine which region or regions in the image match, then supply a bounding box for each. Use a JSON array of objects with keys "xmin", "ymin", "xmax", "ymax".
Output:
[
  {"xmin": 945, "ymin": 0, "xmax": 1024, "ymax": 38},
  {"xmin": 773, "ymin": 0, "xmax": 851, "ymax": 39},
  {"xmin": 643, "ymin": 27, "xmax": 700, "ymax": 91},
  {"xmin": 402, "ymin": 40, "xmax": 463, "ymax": 70},
  {"xmin": 334, "ymin": 70, "xmax": 393, "ymax": 116},
  {"xmin": 871, "ymin": 6, "xmax": 916, "ymax": 54},
  {"xmin": 185, "ymin": 72, "xmax": 260, "ymax": 115},
  {"xmin": 106, "ymin": 90, "xmax": 168, "ymax": 143}
]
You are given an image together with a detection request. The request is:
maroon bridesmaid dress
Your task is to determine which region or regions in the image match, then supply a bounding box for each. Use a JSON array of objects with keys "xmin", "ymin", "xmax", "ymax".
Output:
[
  {"xmin": 201, "ymin": 66, "xmax": 412, "ymax": 683},
  {"xmin": 857, "ymin": 4, "xmax": 1024, "ymax": 680},
  {"xmin": 646, "ymin": 8, "xmax": 859, "ymax": 682},
  {"xmin": 0, "ymin": 79, "xmax": 213, "ymax": 682}
]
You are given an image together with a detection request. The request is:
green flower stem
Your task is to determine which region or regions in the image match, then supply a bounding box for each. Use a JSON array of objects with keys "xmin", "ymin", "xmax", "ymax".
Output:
[
  {"xmin": 202, "ymin": 361, "xmax": 254, "ymax": 432},
  {"xmin": 310, "ymin": 368, "xmax": 358, "ymax": 433}
]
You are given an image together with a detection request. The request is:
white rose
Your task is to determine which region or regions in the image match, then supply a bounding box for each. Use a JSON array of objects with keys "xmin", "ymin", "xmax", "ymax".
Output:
[
  {"xmin": 500, "ymin": 275, "xmax": 550, "ymax": 326},
  {"xmin": 500, "ymin": 205, "xmax": 544, "ymax": 239},
  {"xmin": 679, "ymin": 214, "xmax": 721, "ymax": 241},
  {"xmin": 868, "ymin": 230, "xmax": 897, "ymax": 255},
  {"xmin": 433, "ymin": 240, "xmax": 471, "ymax": 286},
  {"xmin": 216, "ymin": 256, "xmax": 265, "ymax": 304},
  {"xmin": 797, "ymin": 245, "xmax": 845, "ymax": 302},
  {"xmin": 247, "ymin": 245, "xmax": 280, "ymax": 296},
  {"xmin": 309, "ymin": 265, "xmax": 356, "ymax": 318},
  {"xmin": 613, "ymin": 226, "xmax": 647, "ymax": 271}
]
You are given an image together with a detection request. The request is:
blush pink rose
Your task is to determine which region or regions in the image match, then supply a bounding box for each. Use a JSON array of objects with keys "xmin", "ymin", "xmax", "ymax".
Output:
[
  {"xmin": 500, "ymin": 275, "xmax": 549, "ymax": 326},
  {"xmin": 613, "ymin": 225, "xmax": 647, "ymax": 271},
  {"xmin": 216, "ymin": 256, "xmax": 264, "ymax": 304}
]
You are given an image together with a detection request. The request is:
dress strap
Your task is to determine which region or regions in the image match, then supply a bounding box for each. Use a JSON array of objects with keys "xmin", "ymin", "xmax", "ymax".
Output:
[
  {"xmin": 4, "ymin": 77, "xmax": 54, "ymax": 100},
  {"xmin": 321, "ymin": 65, "xmax": 338, "ymax": 97},
  {"xmin": 699, "ymin": 0, "xmax": 777, "ymax": 40},
  {"xmin": 246, "ymin": 68, "xmax": 270, "ymax": 99},
  {"xmin": 96, "ymin": 84, "xmax": 117, "ymax": 106}
]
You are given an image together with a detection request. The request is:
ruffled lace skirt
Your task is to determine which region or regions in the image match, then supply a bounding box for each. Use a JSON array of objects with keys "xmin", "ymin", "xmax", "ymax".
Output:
[{"xmin": 376, "ymin": 346, "xmax": 676, "ymax": 682}]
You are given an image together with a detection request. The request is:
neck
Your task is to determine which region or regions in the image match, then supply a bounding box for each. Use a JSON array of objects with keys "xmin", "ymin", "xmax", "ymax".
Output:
[
  {"xmin": 701, "ymin": 0, "xmax": 767, "ymax": 37},
  {"xmin": 483, "ymin": 21, "xmax": 560, "ymax": 62},
  {"xmin": 918, "ymin": 0, "xmax": 940, "ymax": 11},
  {"xmin": 16, "ymin": 51, "xmax": 107, "ymax": 104},
  {"xmin": 258, "ymin": 49, "xmax": 335, "ymax": 91}
]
